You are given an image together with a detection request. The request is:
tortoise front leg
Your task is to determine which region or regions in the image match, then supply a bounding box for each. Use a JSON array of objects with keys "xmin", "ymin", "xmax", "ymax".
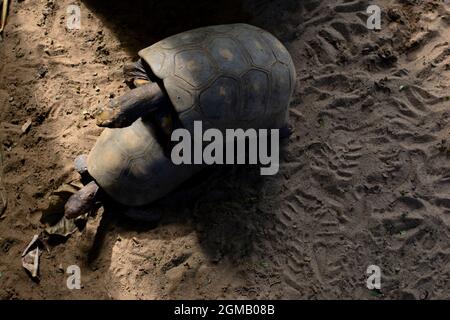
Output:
[
  {"xmin": 123, "ymin": 58, "xmax": 152, "ymax": 88},
  {"xmin": 95, "ymin": 82, "xmax": 170, "ymax": 128}
]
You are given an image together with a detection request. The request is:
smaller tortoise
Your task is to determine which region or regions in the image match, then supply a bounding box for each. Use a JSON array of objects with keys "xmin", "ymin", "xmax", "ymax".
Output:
[{"xmin": 65, "ymin": 23, "xmax": 296, "ymax": 221}]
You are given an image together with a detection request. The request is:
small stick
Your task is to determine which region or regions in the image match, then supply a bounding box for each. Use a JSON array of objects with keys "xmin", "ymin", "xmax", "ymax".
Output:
[{"xmin": 0, "ymin": 0, "xmax": 9, "ymax": 34}]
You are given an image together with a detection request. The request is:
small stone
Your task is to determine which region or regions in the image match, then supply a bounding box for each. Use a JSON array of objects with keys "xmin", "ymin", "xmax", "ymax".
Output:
[
  {"xmin": 15, "ymin": 51, "xmax": 25, "ymax": 59},
  {"xmin": 21, "ymin": 119, "xmax": 32, "ymax": 133},
  {"xmin": 387, "ymin": 8, "xmax": 401, "ymax": 22},
  {"xmin": 74, "ymin": 154, "xmax": 88, "ymax": 175},
  {"xmin": 37, "ymin": 65, "xmax": 48, "ymax": 78}
]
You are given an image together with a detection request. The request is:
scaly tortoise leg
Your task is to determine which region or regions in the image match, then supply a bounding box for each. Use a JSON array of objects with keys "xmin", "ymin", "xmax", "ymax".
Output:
[
  {"xmin": 95, "ymin": 82, "xmax": 171, "ymax": 128},
  {"xmin": 123, "ymin": 58, "xmax": 152, "ymax": 88}
]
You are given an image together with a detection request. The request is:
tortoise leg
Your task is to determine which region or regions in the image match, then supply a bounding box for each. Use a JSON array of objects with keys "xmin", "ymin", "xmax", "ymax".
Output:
[
  {"xmin": 64, "ymin": 181, "xmax": 99, "ymax": 219},
  {"xmin": 123, "ymin": 59, "xmax": 151, "ymax": 88},
  {"xmin": 95, "ymin": 82, "xmax": 171, "ymax": 128},
  {"xmin": 123, "ymin": 205, "xmax": 162, "ymax": 223}
]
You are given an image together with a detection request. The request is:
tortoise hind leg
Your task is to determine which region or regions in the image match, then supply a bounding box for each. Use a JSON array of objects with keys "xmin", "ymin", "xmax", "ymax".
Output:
[{"xmin": 95, "ymin": 82, "xmax": 170, "ymax": 128}]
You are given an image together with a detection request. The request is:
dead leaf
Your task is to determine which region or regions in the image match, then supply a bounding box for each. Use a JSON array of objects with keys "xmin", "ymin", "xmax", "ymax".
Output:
[
  {"xmin": 45, "ymin": 216, "xmax": 78, "ymax": 237},
  {"xmin": 21, "ymin": 234, "xmax": 39, "ymax": 257},
  {"xmin": 21, "ymin": 234, "xmax": 41, "ymax": 279},
  {"xmin": 22, "ymin": 247, "xmax": 40, "ymax": 278}
]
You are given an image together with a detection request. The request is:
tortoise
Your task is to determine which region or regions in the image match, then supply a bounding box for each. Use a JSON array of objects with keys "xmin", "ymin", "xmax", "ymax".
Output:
[{"xmin": 65, "ymin": 23, "xmax": 296, "ymax": 221}]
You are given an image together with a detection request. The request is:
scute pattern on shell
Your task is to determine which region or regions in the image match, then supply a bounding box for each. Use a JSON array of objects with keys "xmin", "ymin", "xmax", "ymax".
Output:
[
  {"xmin": 87, "ymin": 119, "xmax": 202, "ymax": 206},
  {"xmin": 139, "ymin": 23, "xmax": 296, "ymax": 132}
]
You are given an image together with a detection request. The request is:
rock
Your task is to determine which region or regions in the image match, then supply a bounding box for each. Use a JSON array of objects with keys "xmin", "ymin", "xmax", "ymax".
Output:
[
  {"xmin": 74, "ymin": 154, "xmax": 88, "ymax": 175},
  {"xmin": 21, "ymin": 119, "xmax": 32, "ymax": 133}
]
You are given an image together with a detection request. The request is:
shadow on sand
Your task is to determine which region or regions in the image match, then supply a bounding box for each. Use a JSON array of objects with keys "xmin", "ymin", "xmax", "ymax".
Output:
[{"xmin": 83, "ymin": 0, "xmax": 252, "ymax": 55}]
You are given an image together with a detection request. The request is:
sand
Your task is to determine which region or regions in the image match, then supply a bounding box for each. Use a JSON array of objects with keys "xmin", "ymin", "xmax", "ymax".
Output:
[{"xmin": 0, "ymin": 0, "xmax": 449, "ymax": 299}]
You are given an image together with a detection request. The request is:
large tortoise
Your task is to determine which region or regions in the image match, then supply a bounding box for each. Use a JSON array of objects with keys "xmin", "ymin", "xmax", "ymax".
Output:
[{"xmin": 65, "ymin": 23, "xmax": 296, "ymax": 221}]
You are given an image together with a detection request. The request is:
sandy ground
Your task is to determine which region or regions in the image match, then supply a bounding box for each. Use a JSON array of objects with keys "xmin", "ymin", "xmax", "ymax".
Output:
[{"xmin": 0, "ymin": 0, "xmax": 449, "ymax": 299}]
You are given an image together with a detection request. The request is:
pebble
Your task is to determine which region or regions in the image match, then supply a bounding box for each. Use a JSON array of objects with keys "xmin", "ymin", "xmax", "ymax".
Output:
[
  {"xmin": 21, "ymin": 119, "xmax": 32, "ymax": 133},
  {"xmin": 74, "ymin": 154, "xmax": 88, "ymax": 174}
]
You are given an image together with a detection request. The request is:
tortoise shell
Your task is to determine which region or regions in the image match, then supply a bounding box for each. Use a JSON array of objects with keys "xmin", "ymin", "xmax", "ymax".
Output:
[
  {"xmin": 87, "ymin": 119, "xmax": 203, "ymax": 206},
  {"xmin": 138, "ymin": 23, "xmax": 296, "ymax": 133}
]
